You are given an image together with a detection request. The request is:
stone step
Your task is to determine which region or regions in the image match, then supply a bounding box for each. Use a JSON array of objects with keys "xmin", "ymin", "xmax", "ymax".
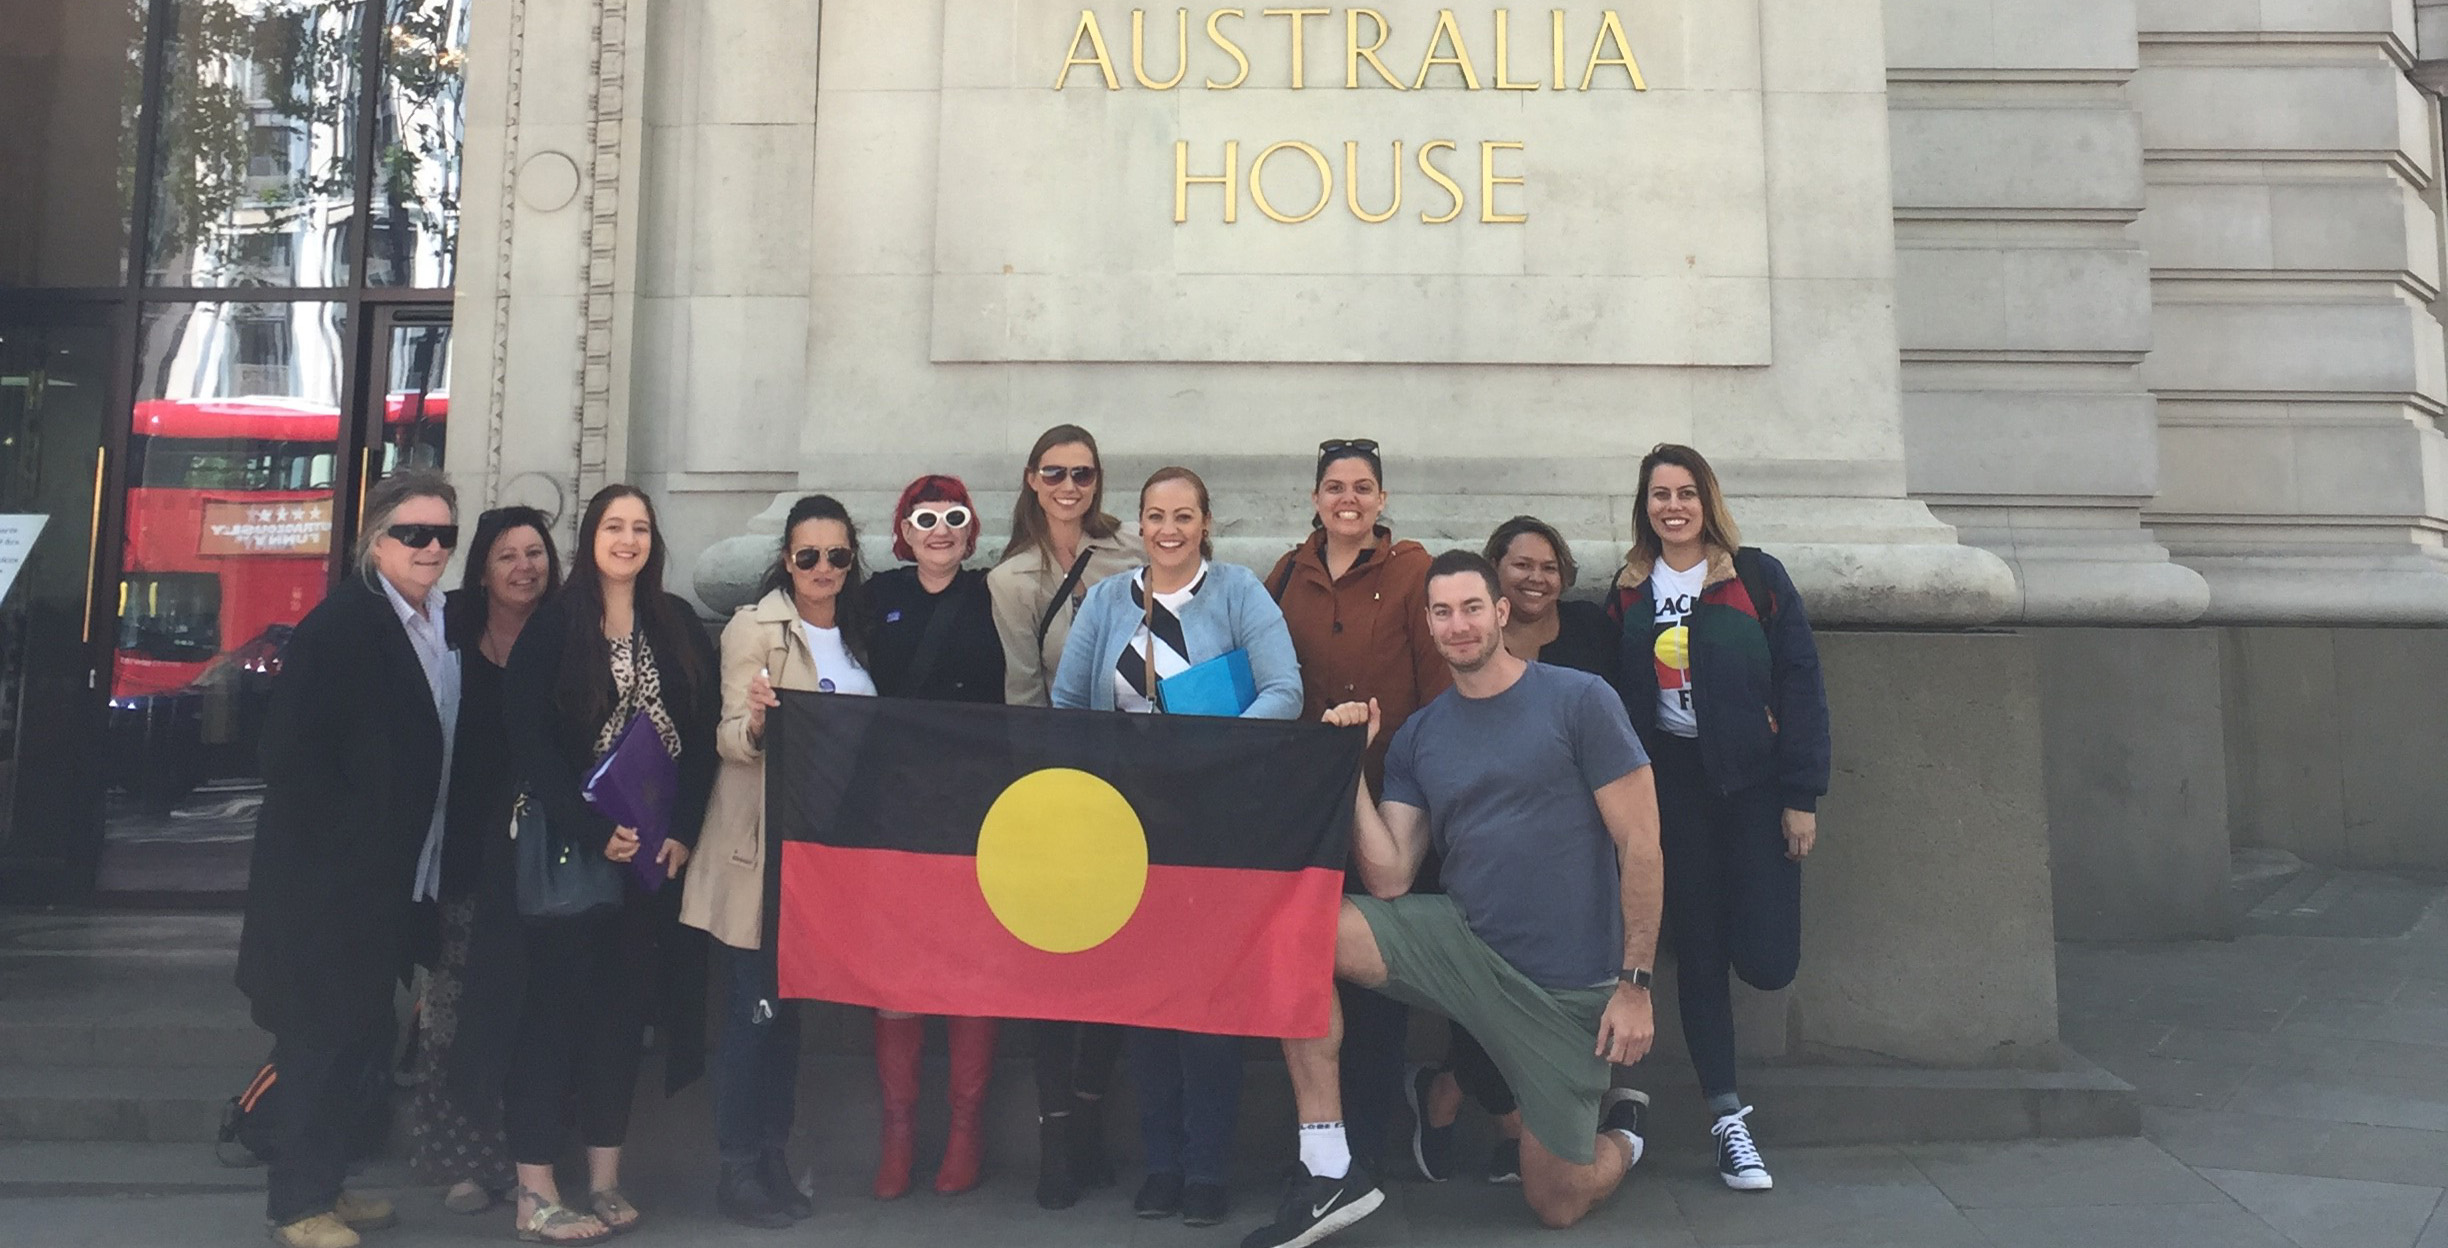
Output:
[
  {"xmin": 0, "ymin": 1018, "xmax": 266, "ymax": 1070},
  {"xmin": 0, "ymin": 1065, "xmax": 245, "ymax": 1144}
]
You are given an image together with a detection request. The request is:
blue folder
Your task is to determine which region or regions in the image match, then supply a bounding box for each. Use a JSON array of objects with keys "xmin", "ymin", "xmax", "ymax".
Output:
[{"xmin": 1155, "ymin": 648, "xmax": 1257, "ymax": 717}]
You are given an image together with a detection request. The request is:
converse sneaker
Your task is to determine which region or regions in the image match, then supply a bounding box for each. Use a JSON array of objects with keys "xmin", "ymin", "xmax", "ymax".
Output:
[
  {"xmin": 1403, "ymin": 1064, "xmax": 1455, "ymax": 1182},
  {"xmin": 1599, "ymin": 1087, "xmax": 1649, "ymax": 1168},
  {"xmin": 1713, "ymin": 1106, "xmax": 1773, "ymax": 1191},
  {"xmin": 1236, "ymin": 1163, "xmax": 1384, "ymax": 1248}
]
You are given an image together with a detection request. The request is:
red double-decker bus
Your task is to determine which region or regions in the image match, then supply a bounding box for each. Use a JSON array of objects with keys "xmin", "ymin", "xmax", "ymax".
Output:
[{"xmin": 108, "ymin": 393, "xmax": 445, "ymax": 800}]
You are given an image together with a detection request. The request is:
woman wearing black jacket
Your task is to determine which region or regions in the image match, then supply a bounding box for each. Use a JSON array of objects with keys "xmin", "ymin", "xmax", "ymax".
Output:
[
  {"xmin": 860, "ymin": 474, "xmax": 1005, "ymax": 1200},
  {"xmin": 238, "ymin": 469, "xmax": 460, "ymax": 1248},
  {"xmin": 503, "ymin": 485, "xmax": 718, "ymax": 1242},
  {"xmin": 1606, "ymin": 444, "xmax": 1830, "ymax": 1196}
]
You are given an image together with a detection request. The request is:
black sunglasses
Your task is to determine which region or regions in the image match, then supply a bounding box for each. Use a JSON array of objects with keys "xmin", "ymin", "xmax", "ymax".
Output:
[
  {"xmin": 792, "ymin": 546, "xmax": 856, "ymax": 571},
  {"xmin": 385, "ymin": 523, "xmax": 459, "ymax": 550},
  {"xmin": 1318, "ymin": 438, "xmax": 1380, "ymax": 457},
  {"xmin": 1035, "ymin": 464, "xmax": 1100, "ymax": 487}
]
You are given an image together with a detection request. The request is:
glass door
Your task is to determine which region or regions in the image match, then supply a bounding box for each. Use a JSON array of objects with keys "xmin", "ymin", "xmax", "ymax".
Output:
[{"xmin": 0, "ymin": 310, "xmax": 113, "ymax": 899}]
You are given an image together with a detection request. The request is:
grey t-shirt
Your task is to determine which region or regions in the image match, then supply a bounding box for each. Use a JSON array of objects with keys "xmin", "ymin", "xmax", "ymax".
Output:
[{"xmin": 1382, "ymin": 661, "xmax": 1650, "ymax": 988}]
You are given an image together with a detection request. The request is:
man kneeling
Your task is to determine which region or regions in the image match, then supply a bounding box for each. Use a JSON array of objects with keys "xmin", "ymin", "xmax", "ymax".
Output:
[{"xmin": 1241, "ymin": 550, "xmax": 1666, "ymax": 1248}]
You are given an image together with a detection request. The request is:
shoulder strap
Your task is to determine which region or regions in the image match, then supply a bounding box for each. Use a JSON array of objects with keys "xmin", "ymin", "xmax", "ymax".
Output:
[
  {"xmin": 1266, "ymin": 550, "xmax": 1299, "ymax": 603},
  {"xmin": 901, "ymin": 578, "xmax": 970, "ymax": 694},
  {"xmin": 1035, "ymin": 549, "xmax": 1096, "ymax": 649},
  {"xmin": 1732, "ymin": 548, "xmax": 1777, "ymax": 632}
]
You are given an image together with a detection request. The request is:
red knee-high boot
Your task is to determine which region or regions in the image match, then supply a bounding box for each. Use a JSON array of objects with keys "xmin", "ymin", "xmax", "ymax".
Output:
[
  {"xmin": 873, "ymin": 1014, "xmax": 925, "ymax": 1200},
  {"xmin": 933, "ymin": 1017, "xmax": 999, "ymax": 1195}
]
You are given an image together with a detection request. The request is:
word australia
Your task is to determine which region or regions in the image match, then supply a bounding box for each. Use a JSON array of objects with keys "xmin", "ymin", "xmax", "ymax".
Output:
[{"xmin": 1053, "ymin": 8, "xmax": 1648, "ymax": 92}]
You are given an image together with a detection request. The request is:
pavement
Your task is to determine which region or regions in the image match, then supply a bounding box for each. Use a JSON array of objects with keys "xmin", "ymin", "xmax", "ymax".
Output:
[{"xmin": 1, "ymin": 860, "xmax": 2444, "ymax": 1247}]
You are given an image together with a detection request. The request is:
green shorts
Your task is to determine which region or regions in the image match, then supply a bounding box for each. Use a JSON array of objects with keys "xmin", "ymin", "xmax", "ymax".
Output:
[{"xmin": 1348, "ymin": 894, "xmax": 1614, "ymax": 1165}]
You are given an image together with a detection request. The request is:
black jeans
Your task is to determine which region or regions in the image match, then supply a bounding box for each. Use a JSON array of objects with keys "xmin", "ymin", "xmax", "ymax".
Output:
[
  {"xmin": 711, "ymin": 941, "xmax": 798, "ymax": 1165},
  {"xmin": 505, "ymin": 907, "xmax": 646, "ymax": 1164},
  {"xmin": 1029, "ymin": 1019, "xmax": 1122, "ymax": 1113},
  {"xmin": 1338, "ymin": 983, "xmax": 1407, "ymax": 1170},
  {"xmin": 265, "ymin": 1027, "xmax": 392, "ymax": 1224},
  {"xmin": 1127, "ymin": 1029, "xmax": 1242, "ymax": 1186},
  {"xmin": 1650, "ymin": 731, "xmax": 1801, "ymax": 1100}
]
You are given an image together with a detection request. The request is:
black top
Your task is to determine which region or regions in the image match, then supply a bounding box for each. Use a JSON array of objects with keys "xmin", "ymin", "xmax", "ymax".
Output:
[
  {"xmin": 438, "ymin": 644, "xmax": 510, "ymax": 899},
  {"xmin": 867, "ymin": 567, "xmax": 1005, "ymax": 705},
  {"xmin": 237, "ymin": 574, "xmax": 447, "ymax": 1044},
  {"xmin": 1532, "ymin": 599, "xmax": 1622, "ymax": 686}
]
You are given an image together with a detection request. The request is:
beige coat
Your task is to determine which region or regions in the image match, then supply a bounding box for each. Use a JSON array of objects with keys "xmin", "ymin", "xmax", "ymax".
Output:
[
  {"xmin": 678, "ymin": 588, "xmax": 841, "ymax": 950},
  {"xmin": 985, "ymin": 531, "xmax": 1139, "ymax": 707}
]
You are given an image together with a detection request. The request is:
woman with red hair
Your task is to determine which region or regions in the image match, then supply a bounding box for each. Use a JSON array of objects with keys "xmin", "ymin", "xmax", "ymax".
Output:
[{"xmin": 860, "ymin": 474, "xmax": 1007, "ymax": 1198}]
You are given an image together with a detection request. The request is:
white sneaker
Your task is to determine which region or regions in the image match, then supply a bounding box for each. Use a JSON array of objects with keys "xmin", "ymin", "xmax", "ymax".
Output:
[{"xmin": 1713, "ymin": 1106, "xmax": 1773, "ymax": 1191}]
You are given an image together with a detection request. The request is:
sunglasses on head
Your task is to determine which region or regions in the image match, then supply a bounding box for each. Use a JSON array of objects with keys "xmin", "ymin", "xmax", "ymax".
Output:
[
  {"xmin": 385, "ymin": 523, "xmax": 459, "ymax": 550},
  {"xmin": 1035, "ymin": 464, "xmax": 1099, "ymax": 487},
  {"xmin": 792, "ymin": 546, "xmax": 856, "ymax": 571},
  {"xmin": 906, "ymin": 505, "xmax": 972, "ymax": 531},
  {"xmin": 1319, "ymin": 438, "xmax": 1380, "ymax": 457}
]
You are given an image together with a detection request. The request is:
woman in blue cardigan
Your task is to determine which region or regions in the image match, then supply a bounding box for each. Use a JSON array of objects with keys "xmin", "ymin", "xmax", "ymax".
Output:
[{"xmin": 1053, "ymin": 465, "xmax": 1301, "ymax": 1226}]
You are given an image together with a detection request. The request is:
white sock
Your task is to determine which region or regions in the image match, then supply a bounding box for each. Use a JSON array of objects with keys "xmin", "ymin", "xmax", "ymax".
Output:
[{"xmin": 1298, "ymin": 1121, "xmax": 1351, "ymax": 1180}]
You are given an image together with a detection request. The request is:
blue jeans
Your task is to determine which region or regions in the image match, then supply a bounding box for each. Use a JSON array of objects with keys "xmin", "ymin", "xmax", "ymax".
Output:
[
  {"xmin": 1128, "ymin": 1029, "xmax": 1242, "ymax": 1186},
  {"xmin": 711, "ymin": 942, "xmax": 800, "ymax": 1165}
]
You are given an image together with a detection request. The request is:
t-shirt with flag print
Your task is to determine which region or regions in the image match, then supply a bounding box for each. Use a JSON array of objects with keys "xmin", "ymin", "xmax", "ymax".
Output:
[
  {"xmin": 1111, "ymin": 564, "xmax": 1206, "ymax": 714},
  {"xmin": 1651, "ymin": 557, "xmax": 1706, "ymax": 739}
]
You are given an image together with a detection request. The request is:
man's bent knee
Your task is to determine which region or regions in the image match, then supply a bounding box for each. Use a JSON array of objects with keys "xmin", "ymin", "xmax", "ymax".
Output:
[
  {"xmin": 1333, "ymin": 900, "xmax": 1389, "ymax": 987},
  {"xmin": 1517, "ymin": 1131, "xmax": 1611, "ymax": 1230}
]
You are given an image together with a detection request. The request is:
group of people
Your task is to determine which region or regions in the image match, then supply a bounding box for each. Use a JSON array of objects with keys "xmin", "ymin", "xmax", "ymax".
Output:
[{"xmin": 234, "ymin": 428, "xmax": 1831, "ymax": 1248}]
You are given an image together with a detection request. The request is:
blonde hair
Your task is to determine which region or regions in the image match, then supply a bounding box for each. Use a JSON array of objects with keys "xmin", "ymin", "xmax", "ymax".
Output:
[{"xmin": 1626, "ymin": 444, "xmax": 1741, "ymax": 571}]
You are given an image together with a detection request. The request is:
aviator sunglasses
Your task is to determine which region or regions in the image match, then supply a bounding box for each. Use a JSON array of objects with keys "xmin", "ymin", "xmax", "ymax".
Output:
[
  {"xmin": 1035, "ymin": 464, "xmax": 1100, "ymax": 487},
  {"xmin": 385, "ymin": 523, "xmax": 459, "ymax": 550},
  {"xmin": 906, "ymin": 505, "xmax": 973, "ymax": 531},
  {"xmin": 792, "ymin": 546, "xmax": 856, "ymax": 571}
]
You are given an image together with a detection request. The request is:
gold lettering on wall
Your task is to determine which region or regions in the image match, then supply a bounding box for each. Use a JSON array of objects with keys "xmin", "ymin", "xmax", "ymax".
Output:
[
  {"xmin": 1479, "ymin": 140, "xmax": 1526, "ymax": 222},
  {"xmin": 1055, "ymin": 10, "xmax": 1122, "ymax": 90},
  {"xmin": 1579, "ymin": 9, "xmax": 1645, "ymax": 90},
  {"xmin": 1417, "ymin": 140, "xmax": 1464, "ymax": 224},
  {"xmin": 1205, "ymin": 8, "xmax": 1252, "ymax": 88},
  {"xmin": 1176, "ymin": 140, "xmax": 1242, "ymax": 222},
  {"xmin": 1346, "ymin": 9, "xmax": 1406, "ymax": 89},
  {"xmin": 1261, "ymin": 7, "xmax": 1331, "ymax": 88},
  {"xmin": 1133, "ymin": 9, "xmax": 1191, "ymax": 90},
  {"xmin": 1412, "ymin": 9, "xmax": 1481, "ymax": 91},
  {"xmin": 1251, "ymin": 141, "xmax": 1335, "ymax": 222},
  {"xmin": 1344, "ymin": 141, "xmax": 1403, "ymax": 222},
  {"xmin": 1493, "ymin": 10, "xmax": 1537, "ymax": 90}
]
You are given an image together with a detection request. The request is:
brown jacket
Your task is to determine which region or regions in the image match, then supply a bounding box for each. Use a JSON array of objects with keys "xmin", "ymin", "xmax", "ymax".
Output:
[
  {"xmin": 678, "ymin": 588, "xmax": 842, "ymax": 950},
  {"xmin": 1263, "ymin": 529, "xmax": 1452, "ymax": 782}
]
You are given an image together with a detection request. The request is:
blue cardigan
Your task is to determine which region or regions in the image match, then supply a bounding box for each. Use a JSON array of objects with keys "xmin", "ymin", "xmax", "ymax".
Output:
[{"xmin": 1051, "ymin": 561, "xmax": 1304, "ymax": 720}]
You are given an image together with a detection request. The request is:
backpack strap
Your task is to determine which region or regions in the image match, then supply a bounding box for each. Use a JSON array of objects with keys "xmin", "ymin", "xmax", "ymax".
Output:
[
  {"xmin": 1731, "ymin": 547, "xmax": 1778, "ymax": 633},
  {"xmin": 900, "ymin": 578, "xmax": 971, "ymax": 695},
  {"xmin": 1266, "ymin": 550, "xmax": 1299, "ymax": 603},
  {"xmin": 1035, "ymin": 549, "xmax": 1096, "ymax": 650}
]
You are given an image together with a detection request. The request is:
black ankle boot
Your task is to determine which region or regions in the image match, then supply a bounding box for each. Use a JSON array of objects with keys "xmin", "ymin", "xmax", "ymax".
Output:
[
  {"xmin": 1070, "ymin": 1094, "xmax": 1117, "ymax": 1188},
  {"xmin": 1036, "ymin": 1113, "xmax": 1081, "ymax": 1210},
  {"xmin": 717, "ymin": 1159, "xmax": 795, "ymax": 1229},
  {"xmin": 758, "ymin": 1149, "xmax": 812, "ymax": 1220}
]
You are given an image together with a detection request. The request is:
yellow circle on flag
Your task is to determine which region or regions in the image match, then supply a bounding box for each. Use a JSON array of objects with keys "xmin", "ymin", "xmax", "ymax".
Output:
[
  {"xmin": 975, "ymin": 768, "xmax": 1150, "ymax": 954},
  {"xmin": 1654, "ymin": 623, "xmax": 1691, "ymax": 671}
]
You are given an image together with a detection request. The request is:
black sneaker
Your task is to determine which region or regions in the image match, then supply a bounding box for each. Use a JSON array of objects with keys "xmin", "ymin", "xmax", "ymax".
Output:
[
  {"xmin": 1599, "ymin": 1087, "xmax": 1650, "ymax": 1168},
  {"xmin": 1713, "ymin": 1106, "xmax": 1773, "ymax": 1191},
  {"xmin": 1181, "ymin": 1182, "xmax": 1230, "ymax": 1227},
  {"xmin": 758, "ymin": 1149, "xmax": 811, "ymax": 1221},
  {"xmin": 1403, "ymin": 1064, "xmax": 1455, "ymax": 1182},
  {"xmin": 716, "ymin": 1160, "xmax": 796, "ymax": 1229},
  {"xmin": 1134, "ymin": 1172, "xmax": 1185, "ymax": 1219},
  {"xmin": 1236, "ymin": 1164, "xmax": 1384, "ymax": 1248},
  {"xmin": 1484, "ymin": 1138, "xmax": 1521, "ymax": 1185}
]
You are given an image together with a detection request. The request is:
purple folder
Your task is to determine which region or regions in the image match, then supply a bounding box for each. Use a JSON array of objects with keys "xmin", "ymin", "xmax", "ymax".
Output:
[{"xmin": 584, "ymin": 712, "xmax": 677, "ymax": 892}]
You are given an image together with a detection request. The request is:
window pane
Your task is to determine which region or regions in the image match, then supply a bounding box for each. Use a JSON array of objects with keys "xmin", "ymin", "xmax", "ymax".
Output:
[
  {"xmin": 367, "ymin": 0, "xmax": 469, "ymax": 287},
  {"xmin": 106, "ymin": 301, "xmax": 345, "ymax": 881},
  {"xmin": 0, "ymin": 1, "xmax": 148, "ymax": 286},
  {"xmin": 145, "ymin": 1, "xmax": 366, "ymax": 288}
]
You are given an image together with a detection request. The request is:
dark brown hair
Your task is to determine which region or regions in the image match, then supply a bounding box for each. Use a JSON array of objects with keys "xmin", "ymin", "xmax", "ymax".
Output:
[
  {"xmin": 556, "ymin": 485, "xmax": 706, "ymax": 731},
  {"xmin": 1484, "ymin": 515, "xmax": 1578, "ymax": 591},
  {"xmin": 1425, "ymin": 549, "xmax": 1502, "ymax": 603},
  {"xmin": 446, "ymin": 505, "xmax": 562, "ymax": 648},
  {"xmin": 1138, "ymin": 466, "xmax": 1214, "ymax": 560},
  {"xmin": 1000, "ymin": 424, "xmax": 1121, "ymax": 566},
  {"xmin": 757, "ymin": 493, "xmax": 872, "ymax": 669}
]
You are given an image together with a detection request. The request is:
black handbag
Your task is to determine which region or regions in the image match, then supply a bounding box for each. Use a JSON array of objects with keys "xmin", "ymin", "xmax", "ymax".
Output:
[{"xmin": 512, "ymin": 788, "xmax": 622, "ymax": 919}]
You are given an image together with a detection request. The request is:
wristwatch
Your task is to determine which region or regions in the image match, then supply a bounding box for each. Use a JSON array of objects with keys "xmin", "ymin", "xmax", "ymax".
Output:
[{"xmin": 1619, "ymin": 967, "xmax": 1653, "ymax": 990}]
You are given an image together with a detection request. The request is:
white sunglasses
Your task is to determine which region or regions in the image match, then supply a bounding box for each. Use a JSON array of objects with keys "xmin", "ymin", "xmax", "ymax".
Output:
[{"xmin": 906, "ymin": 504, "xmax": 973, "ymax": 531}]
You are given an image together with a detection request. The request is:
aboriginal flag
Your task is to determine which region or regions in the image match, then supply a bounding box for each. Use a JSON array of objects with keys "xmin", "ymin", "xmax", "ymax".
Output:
[{"xmin": 765, "ymin": 692, "xmax": 1365, "ymax": 1038}]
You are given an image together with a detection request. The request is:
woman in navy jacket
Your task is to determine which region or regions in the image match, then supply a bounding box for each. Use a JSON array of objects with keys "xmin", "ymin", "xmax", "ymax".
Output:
[{"xmin": 1606, "ymin": 444, "xmax": 1829, "ymax": 1196}]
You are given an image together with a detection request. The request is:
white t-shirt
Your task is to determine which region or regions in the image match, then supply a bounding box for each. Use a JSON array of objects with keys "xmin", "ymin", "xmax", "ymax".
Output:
[
  {"xmin": 1650, "ymin": 557, "xmax": 1707, "ymax": 739},
  {"xmin": 797, "ymin": 620, "xmax": 877, "ymax": 697}
]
